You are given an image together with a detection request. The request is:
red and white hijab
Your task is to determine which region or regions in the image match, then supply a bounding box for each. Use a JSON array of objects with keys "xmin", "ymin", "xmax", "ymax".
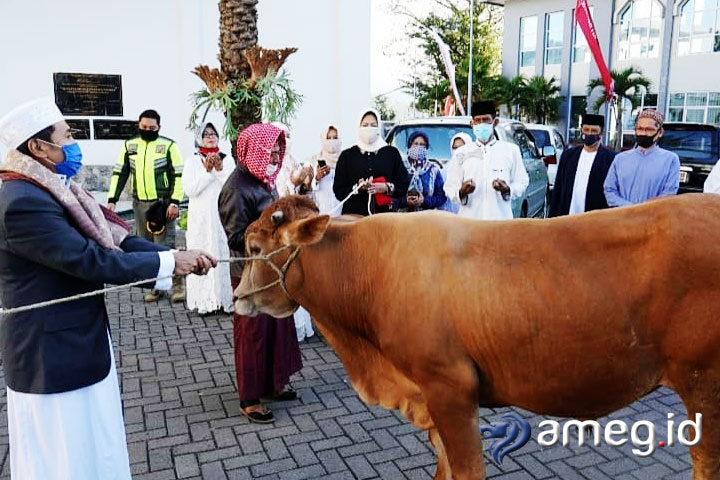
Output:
[{"xmin": 236, "ymin": 123, "xmax": 286, "ymax": 190}]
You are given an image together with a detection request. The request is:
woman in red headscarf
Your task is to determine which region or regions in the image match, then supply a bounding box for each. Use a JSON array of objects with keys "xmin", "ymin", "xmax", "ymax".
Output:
[{"xmin": 218, "ymin": 123, "xmax": 303, "ymax": 423}]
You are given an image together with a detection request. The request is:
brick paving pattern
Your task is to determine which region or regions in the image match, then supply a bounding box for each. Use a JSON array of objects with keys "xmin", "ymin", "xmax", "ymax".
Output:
[{"xmin": 0, "ymin": 289, "xmax": 694, "ymax": 479}]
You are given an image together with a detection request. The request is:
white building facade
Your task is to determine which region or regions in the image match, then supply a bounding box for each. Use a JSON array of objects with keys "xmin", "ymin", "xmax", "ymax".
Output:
[
  {"xmin": 0, "ymin": 0, "xmax": 371, "ymax": 195},
  {"xmin": 503, "ymin": 0, "xmax": 720, "ymax": 146}
]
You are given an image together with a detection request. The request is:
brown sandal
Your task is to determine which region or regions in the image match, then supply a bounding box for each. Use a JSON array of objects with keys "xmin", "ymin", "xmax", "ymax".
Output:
[{"xmin": 240, "ymin": 404, "xmax": 274, "ymax": 424}]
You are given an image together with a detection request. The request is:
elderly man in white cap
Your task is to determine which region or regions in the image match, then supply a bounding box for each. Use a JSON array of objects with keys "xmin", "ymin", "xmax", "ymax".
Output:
[{"xmin": 0, "ymin": 97, "xmax": 217, "ymax": 479}]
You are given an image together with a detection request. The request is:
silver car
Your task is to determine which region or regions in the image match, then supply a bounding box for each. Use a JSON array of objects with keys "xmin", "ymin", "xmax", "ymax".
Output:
[{"xmin": 386, "ymin": 117, "xmax": 550, "ymax": 218}]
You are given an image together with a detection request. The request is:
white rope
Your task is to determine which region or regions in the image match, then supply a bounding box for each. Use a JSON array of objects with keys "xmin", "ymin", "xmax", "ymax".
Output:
[
  {"xmin": 0, "ymin": 256, "xmax": 259, "ymax": 316},
  {"xmin": 0, "ymin": 181, "xmax": 374, "ymax": 316}
]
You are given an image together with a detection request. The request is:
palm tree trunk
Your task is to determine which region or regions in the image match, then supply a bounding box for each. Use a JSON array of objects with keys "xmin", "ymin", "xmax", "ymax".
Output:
[{"xmin": 219, "ymin": 0, "xmax": 260, "ymax": 157}]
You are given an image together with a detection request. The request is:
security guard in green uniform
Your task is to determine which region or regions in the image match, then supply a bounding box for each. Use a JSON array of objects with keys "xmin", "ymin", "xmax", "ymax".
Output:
[{"xmin": 107, "ymin": 109, "xmax": 185, "ymax": 303}]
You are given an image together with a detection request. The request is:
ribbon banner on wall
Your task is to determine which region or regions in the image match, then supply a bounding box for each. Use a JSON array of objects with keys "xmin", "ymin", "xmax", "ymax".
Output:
[{"xmin": 576, "ymin": 0, "xmax": 614, "ymax": 99}]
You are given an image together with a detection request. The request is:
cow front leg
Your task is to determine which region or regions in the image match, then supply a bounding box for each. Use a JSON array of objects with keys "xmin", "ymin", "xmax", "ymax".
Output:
[
  {"xmin": 421, "ymin": 368, "xmax": 485, "ymax": 479},
  {"xmin": 428, "ymin": 428, "xmax": 452, "ymax": 480}
]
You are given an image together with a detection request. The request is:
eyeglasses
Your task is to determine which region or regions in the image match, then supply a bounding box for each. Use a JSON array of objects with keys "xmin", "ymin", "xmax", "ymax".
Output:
[
  {"xmin": 635, "ymin": 127, "xmax": 659, "ymax": 135},
  {"xmin": 202, "ymin": 132, "xmax": 218, "ymax": 138}
]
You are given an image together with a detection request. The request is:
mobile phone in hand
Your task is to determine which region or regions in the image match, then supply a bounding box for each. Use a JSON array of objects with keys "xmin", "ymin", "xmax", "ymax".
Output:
[{"xmin": 318, "ymin": 160, "xmax": 327, "ymax": 168}]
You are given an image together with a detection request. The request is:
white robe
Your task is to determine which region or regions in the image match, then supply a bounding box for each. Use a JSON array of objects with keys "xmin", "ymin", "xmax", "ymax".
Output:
[
  {"xmin": 275, "ymin": 154, "xmax": 315, "ymax": 341},
  {"xmin": 8, "ymin": 334, "xmax": 130, "ymax": 480},
  {"xmin": 444, "ymin": 139, "xmax": 529, "ymax": 220},
  {"xmin": 704, "ymin": 158, "xmax": 720, "ymax": 194},
  {"xmin": 568, "ymin": 148, "xmax": 598, "ymax": 215},
  {"xmin": 182, "ymin": 153, "xmax": 235, "ymax": 314},
  {"xmin": 308, "ymin": 154, "xmax": 341, "ymax": 216}
]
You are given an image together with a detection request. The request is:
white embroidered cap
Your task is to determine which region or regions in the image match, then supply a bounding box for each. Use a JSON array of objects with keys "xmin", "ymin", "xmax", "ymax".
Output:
[{"xmin": 0, "ymin": 97, "xmax": 65, "ymax": 150}]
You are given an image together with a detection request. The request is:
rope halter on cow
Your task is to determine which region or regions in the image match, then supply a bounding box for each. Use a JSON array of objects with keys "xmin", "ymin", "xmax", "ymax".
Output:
[{"xmin": 234, "ymin": 244, "xmax": 301, "ymax": 301}]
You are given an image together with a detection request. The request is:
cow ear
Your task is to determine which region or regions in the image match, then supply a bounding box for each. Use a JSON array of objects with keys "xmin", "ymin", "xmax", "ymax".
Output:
[{"xmin": 284, "ymin": 215, "xmax": 331, "ymax": 246}]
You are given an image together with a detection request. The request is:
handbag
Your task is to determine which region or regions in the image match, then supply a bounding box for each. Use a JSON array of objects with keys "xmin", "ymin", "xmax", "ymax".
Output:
[{"xmin": 372, "ymin": 176, "xmax": 393, "ymax": 207}]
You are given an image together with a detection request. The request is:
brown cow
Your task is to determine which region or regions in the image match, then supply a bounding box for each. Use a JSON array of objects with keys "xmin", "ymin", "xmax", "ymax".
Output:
[{"xmin": 233, "ymin": 194, "xmax": 720, "ymax": 480}]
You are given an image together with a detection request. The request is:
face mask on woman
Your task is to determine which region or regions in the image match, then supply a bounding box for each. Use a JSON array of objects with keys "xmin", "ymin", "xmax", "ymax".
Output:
[
  {"xmin": 323, "ymin": 138, "xmax": 341, "ymax": 154},
  {"xmin": 359, "ymin": 126, "xmax": 380, "ymax": 145}
]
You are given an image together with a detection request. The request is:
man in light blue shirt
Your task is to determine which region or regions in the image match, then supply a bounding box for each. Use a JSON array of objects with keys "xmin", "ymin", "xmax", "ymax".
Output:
[{"xmin": 604, "ymin": 109, "xmax": 680, "ymax": 207}]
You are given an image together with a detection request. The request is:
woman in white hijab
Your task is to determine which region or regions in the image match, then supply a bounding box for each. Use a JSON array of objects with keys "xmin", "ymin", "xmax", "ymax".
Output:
[
  {"xmin": 273, "ymin": 122, "xmax": 313, "ymax": 197},
  {"xmin": 443, "ymin": 132, "xmax": 474, "ymax": 214},
  {"xmin": 307, "ymin": 124, "xmax": 342, "ymax": 215},
  {"xmin": 332, "ymin": 109, "xmax": 410, "ymax": 216},
  {"xmin": 182, "ymin": 122, "xmax": 235, "ymax": 315}
]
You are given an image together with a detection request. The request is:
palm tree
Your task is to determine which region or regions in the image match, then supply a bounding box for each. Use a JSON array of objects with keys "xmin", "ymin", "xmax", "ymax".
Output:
[
  {"xmin": 588, "ymin": 66, "xmax": 652, "ymax": 150},
  {"xmin": 218, "ymin": 0, "xmax": 260, "ymax": 147},
  {"xmin": 489, "ymin": 75, "xmax": 527, "ymax": 119},
  {"xmin": 521, "ymin": 76, "xmax": 562, "ymax": 124}
]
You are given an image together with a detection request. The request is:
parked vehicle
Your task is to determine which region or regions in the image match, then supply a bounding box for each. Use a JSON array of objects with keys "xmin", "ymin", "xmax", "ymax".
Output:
[
  {"xmin": 525, "ymin": 124, "xmax": 566, "ymax": 190},
  {"xmin": 386, "ymin": 117, "xmax": 550, "ymax": 218},
  {"xmin": 659, "ymin": 123, "xmax": 720, "ymax": 193}
]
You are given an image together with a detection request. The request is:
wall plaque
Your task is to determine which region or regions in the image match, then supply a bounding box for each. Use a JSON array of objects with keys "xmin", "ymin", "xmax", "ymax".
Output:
[
  {"xmin": 53, "ymin": 73, "xmax": 123, "ymax": 116},
  {"xmin": 66, "ymin": 119, "xmax": 91, "ymax": 140},
  {"xmin": 93, "ymin": 120, "xmax": 137, "ymax": 140}
]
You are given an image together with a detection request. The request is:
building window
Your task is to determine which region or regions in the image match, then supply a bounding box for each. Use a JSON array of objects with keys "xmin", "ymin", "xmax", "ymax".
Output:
[
  {"xmin": 667, "ymin": 91, "xmax": 720, "ymax": 123},
  {"xmin": 520, "ymin": 16, "xmax": 538, "ymax": 68},
  {"xmin": 573, "ymin": 7, "xmax": 596, "ymax": 63},
  {"xmin": 569, "ymin": 96, "xmax": 589, "ymax": 142},
  {"xmin": 617, "ymin": 0, "xmax": 663, "ymax": 60},
  {"xmin": 624, "ymin": 93, "xmax": 659, "ymax": 129},
  {"xmin": 678, "ymin": 0, "xmax": 720, "ymax": 55},
  {"xmin": 545, "ymin": 11, "xmax": 565, "ymax": 65}
]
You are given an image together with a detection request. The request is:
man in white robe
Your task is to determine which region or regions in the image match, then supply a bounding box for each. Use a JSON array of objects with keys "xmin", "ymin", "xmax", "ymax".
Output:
[
  {"xmin": 444, "ymin": 100, "xmax": 529, "ymax": 220},
  {"xmin": 0, "ymin": 97, "xmax": 217, "ymax": 479}
]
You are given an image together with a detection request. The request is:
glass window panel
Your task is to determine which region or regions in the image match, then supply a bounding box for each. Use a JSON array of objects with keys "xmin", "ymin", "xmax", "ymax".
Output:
[
  {"xmin": 691, "ymin": 35, "xmax": 714, "ymax": 52},
  {"xmin": 644, "ymin": 94, "xmax": 659, "ymax": 107},
  {"xmin": 710, "ymin": 92, "xmax": 720, "ymax": 106},
  {"xmin": 546, "ymin": 48, "xmax": 563, "ymax": 65},
  {"xmin": 670, "ymin": 93, "xmax": 686, "ymax": 106},
  {"xmin": 635, "ymin": 0, "xmax": 652, "ymax": 19},
  {"xmin": 521, "ymin": 51, "xmax": 536, "ymax": 67},
  {"xmin": 679, "ymin": 11, "xmax": 693, "ymax": 37},
  {"xmin": 648, "ymin": 38, "xmax": 661, "ymax": 57},
  {"xmin": 708, "ymin": 107, "xmax": 720, "ymax": 124},
  {"xmin": 630, "ymin": 42, "xmax": 642, "ymax": 57},
  {"xmin": 715, "ymin": 33, "xmax": 720, "ymax": 52},
  {"xmin": 682, "ymin": 0, "xmax": 695, "ymax": 15},
  {"xmin": 687, "ymin": 92, "xmax": 708, "ymax": 106},
  {"xmin": 694, "ymin": 11, "xmax": 714, "ymax": 35},
  {"xmin": 678, "ymin": 38, "xmax": 691, "ymax": 55},
  {"xmin": 650, "ymin": 18, "xmax": 662, "ymax": 39},
  {"xmin": 686, "ymin": 109, "xmax": 706, "ymax": 122},
  {"xmin": 631, "ymin": 19, "xmax": 650, "ymax": 42},
  {"xmin": 669, "ymin": 108, "xmax": 685, "ymax": 122},
  {"xmin": 574, "ymin": 46, "xmax": 590, "ymax": 63}
]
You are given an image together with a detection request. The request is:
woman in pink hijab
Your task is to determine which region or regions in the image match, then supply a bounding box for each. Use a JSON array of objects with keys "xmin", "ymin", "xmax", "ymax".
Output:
[{"xmin": 218, "ymin": 123, "xmax": 303, "ymax": 423}]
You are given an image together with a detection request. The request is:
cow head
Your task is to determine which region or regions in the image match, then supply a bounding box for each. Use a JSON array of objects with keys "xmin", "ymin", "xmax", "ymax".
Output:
[{"xmin": 234, "ymin": 195, "xmax": 331, "ymax": 318}]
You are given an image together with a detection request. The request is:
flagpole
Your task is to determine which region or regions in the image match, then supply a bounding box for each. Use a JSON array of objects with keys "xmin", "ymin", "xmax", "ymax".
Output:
[{"xmin": 467, "ymin": 0, "xmax": 475, "ymax": 116}]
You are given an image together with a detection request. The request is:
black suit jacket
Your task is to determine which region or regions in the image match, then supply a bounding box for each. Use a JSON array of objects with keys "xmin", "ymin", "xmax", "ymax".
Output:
[
  {"xmin": 548, "ymin": 145, "xmax": 616, "ymax": 217},
  {"xmin": 0, "ymin": 180, "xmax": 167, "ymax": 394}
]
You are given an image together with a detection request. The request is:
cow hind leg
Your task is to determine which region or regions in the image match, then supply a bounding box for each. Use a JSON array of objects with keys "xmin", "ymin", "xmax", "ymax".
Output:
[{"xmin": 667, "ymin": 366, "xmax": 720, "ymax": 479}]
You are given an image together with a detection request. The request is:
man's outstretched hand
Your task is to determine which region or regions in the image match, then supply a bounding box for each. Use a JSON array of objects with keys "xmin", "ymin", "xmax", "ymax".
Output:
[{"xmin": 173, "ymin": 250, "xmax": 218, "ymax": 276}]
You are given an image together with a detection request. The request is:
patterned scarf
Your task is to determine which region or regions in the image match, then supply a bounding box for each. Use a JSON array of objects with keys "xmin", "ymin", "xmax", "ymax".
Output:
[
  {"xmin": 404, "ymin": 145, "xmax": 438, "ymax": 197},
  {"xmin": 0, "ymin": 150, "xmax": 130, "ymax": 250},
  {"xmin": 236, "ymin": 123, "xmax": 286, "ymax": 190}
]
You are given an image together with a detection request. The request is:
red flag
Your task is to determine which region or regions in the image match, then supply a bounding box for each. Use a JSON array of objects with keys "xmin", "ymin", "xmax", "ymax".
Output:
[{"xmin": 576, "ymin": 0, "xmax": 614, "ymax": 99}]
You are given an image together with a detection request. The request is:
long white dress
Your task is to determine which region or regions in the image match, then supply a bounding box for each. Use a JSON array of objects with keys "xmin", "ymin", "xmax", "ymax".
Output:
[
  {"xmin": 182, "ymin": 153, "xmax": 235, "ymax": 314},
  {"xmin": 8, "ymin": 334, "xmax": 130, "ymax": 480}
]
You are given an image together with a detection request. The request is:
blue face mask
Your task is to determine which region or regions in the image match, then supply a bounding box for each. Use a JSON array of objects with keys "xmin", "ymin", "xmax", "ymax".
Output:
[
  {"xmin": 473, "ymin": 123, "xmax": 495, "ymax": 143},
  {"xmin": 41, "ymin": 140, "xmax": 83, "ymax": 178}
]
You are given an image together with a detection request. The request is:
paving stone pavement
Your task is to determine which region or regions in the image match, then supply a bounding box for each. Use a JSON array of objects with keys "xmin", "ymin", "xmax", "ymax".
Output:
[{"xmin": 0, "ymin": 289, "xmax": 695, "ymax": 479}]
